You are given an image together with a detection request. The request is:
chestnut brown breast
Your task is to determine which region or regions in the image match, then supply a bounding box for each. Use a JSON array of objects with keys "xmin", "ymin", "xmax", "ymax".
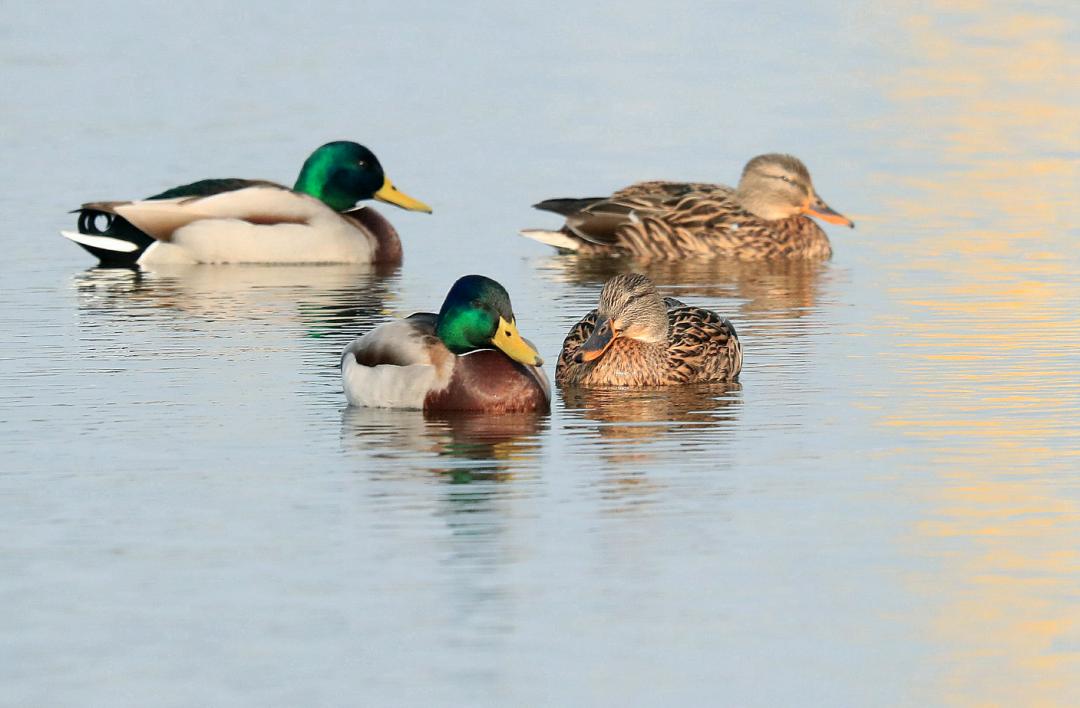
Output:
[
  {"xmin": 343, "ymin": 207, "xmax": 403, "ymax": 264},
  {"xmin": 424, "ymin": 350, "xmax": 551, "ymax": 413}
]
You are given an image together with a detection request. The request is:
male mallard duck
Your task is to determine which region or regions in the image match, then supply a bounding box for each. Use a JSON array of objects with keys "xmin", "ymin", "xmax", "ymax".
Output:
[
  {"xmin": 556, "ymin": 273, "xmax": 742, "ymax": 386},
  {"xmin": 61, "ymin": 141, "xmax": 431, "ymax": 266},
  {"xmin": 521, "ymin": 153, "xmax": 853, "ymax": 260},
  {"xmin": 342, "ymin": 275, "xmax": 550, "ymax": 412}
]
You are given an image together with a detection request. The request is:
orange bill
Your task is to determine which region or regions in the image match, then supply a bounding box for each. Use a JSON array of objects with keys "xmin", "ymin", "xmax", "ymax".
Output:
[
  {"xmin": 805, "ymin": 196, "xmax": 854, "ymax": 228},
  {"xmin": 577, "ymin": 318, "xmax": 619, "ymax": 363}
]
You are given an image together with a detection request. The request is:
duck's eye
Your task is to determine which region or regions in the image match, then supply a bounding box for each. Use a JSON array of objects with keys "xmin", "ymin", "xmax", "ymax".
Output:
[{"xmin": 357, "ymin": 160, "xmax": 367, "ymax": 168}]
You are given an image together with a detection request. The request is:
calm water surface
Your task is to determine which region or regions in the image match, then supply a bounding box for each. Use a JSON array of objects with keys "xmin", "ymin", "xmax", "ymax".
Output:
[{"xmin": 2, "ymin": 2, "xmax": 1078, "ymax": 706}]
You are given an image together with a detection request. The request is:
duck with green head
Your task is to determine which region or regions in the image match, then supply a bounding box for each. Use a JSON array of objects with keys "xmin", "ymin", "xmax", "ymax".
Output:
[
  {"xmin": 61, "ymin": 141, "xmax": 431, "ymax": 266},
  {"xmin": 342, "ymin": 275, "xmax": 550, "ymax": 412}
]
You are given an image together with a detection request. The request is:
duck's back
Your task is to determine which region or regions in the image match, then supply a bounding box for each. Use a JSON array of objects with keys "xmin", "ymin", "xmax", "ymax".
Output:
[
  {"xmin": 664, "ymin": 302, "xmax": 742, "ymax": 383},
  {"xmin": 607, "ymin": 186, "xmax": 830, "ymax": 260}
]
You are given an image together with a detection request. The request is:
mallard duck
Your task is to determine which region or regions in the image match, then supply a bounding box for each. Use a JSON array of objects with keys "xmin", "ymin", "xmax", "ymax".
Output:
[
  {"xmin": 556, "ymin": 273, "xmax": 742, "ymax": 386},
  {"xmin": 342, "ymin": 275, "xmax": 550, "ymax": 412},
  {"xmin": 521, "ymin": 153, "xmax": 853, "ymax": 260},
  {"xmin": 61, "ymin": 141, "xmax": 431, "ymax": 266}
]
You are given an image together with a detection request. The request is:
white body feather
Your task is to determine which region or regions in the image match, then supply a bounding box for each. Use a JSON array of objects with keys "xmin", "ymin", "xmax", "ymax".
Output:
[
  {"xmin": 341, "ymin": 319, "xmax": 453, "ymax": 409},
  {"xmin": 518, "ymin": 229, "xmax": 581, "ymax": 251},
  {"xmin": 114, "ymin": 187, "xmax": 378, "ymax": 264},
  {"xmin": 59, "ymin": 231, "xmax": 138, "ymax": 253}
]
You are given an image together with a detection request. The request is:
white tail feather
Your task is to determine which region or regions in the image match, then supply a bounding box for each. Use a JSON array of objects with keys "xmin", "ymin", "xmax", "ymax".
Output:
[
  {"xmin": 518, "ymin": 229, "xmax": 581, "ymax": 252},
  {"xmin": 60, "ymin": 230, "xmax": 138, "ymax": 253}
]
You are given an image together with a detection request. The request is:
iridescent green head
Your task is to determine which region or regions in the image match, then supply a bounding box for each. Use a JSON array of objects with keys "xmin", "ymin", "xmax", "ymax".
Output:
[
  {"xmin": 435, "ymin": 275, "xmax": 543, "ymax": 366},
  {"xmin": 292, "ymin": 141, "xmax": 431, "ymax": 213}
]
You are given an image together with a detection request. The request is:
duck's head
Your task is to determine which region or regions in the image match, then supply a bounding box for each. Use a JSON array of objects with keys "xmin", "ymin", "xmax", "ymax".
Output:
[
  {"xmin": 735, "ymin": 154, "xmax": 853, "ymax": 227},
  {"xmin": 436, "ymin": 275, "xmax": 543, "ymax": 366},
  {"xmin": 294, "ymin": 141, "xmax": 432, "ymax": 214},
  {"xmin": 575, "ymin": 273, "xmax": 668, "ymax": 364}
]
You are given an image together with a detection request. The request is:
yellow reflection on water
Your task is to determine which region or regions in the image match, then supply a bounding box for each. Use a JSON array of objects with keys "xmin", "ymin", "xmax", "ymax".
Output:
[{"xmin": 876, "ymin": 2, "xmax": 1080, "ymax": 704}]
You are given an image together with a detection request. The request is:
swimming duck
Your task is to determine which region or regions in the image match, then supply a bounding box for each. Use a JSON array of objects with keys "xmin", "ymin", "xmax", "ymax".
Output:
[
  {"xmin": 556, "ymin": 273, "xmax": 742, "ymax": 386},
  {"xmin": 61, "ymin": 141, "xmax": 431, "ymax": 266},
  {"xmin": 521, "ymin": 153, "xmax": 853, "ymax": 260},
  {"xmin": 342, "ymin": 275, "xmax": 550, "ymax": 412}
]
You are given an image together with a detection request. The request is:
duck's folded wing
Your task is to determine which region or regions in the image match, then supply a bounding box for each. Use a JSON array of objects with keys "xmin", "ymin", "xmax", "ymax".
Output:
[
  {"xmin": 554, "ymin": 308, "xmax": 599, "ymax": 382},
  {"xmin": 343, "ymin": 314, "xmax": 439, "ymax": 367},
  {"xmin": 89, "ymin": 184, "xmax": 306, "ymax": 242},
  {"xmin": 666, "ymin": 306, "xmax": 742, "ymax": 382},
  {"xmin": 545, "ymin": 182, "xmax": 717, "ymax": 246},
  {"xmin": 147, "ymin": 178, "xmax": 283, "ymax": 200},
  {"xmin": 341, "ymin": 314, "xmax": 449, "ymax": 409}
]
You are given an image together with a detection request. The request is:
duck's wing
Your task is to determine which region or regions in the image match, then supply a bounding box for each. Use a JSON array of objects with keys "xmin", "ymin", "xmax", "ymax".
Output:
[
  {"xmin": 341, "ymin": 313, "xmax": 455, "ymax": 409},
  {"xmin": 64, "ymin": 179, "xmax": 290, "ymax": 265},
  {"xmin": 526, "ymin": 182, "xmax": 721, "ymax": 249},
  {"xmin": 554, "ymin": 308, "xmax": 599, "ymax": 384},
  {"xmin": 343, "ymin": 313, "xmax": 440, "ymax": 367},
  {"xmin": 607, "ymin": 187, "xmax": 769, "ymax": 259},
  {"xmin": 665, "ymin": 305, "xmax": 742, "ymax": 383},
  {"xmin": 146, "ymin": 178, "xmax": 283, "ymax": 201},
  {"xmin": 77, "ymin": 178, "xmax": 287, "ymax": 220},
  {"xmin": 94, "ymin": 184, "xmax": 318, "ymax": 243}
]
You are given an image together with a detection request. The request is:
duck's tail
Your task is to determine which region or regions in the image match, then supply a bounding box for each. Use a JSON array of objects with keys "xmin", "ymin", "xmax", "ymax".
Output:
[
  {"xmin": 517, "ymin": 229, "xmax": 582, "ymax": 252},
  {"xmin": 61, "ymin": 208, "xmax": 155, "ymax": 267}
]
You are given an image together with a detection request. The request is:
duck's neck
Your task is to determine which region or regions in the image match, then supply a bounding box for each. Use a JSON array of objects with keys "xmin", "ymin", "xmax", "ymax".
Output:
[
  {"xmin": 294, "ymin": 165, "xmax": 356, "ymax": 212},
  {"xmin": 735, "ymin": 187, "xmax": 791, "ymax": 221}
]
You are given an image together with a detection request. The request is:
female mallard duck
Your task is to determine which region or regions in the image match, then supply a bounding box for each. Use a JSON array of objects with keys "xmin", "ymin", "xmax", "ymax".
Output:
[
  {"xmin": 342, "ymin": 275, "xmax": 550, "ymax": 412},
  {"xmin": 61, "ymin": 141, "xmax": 431, "ymax": 266},
  {"xmin": 556, "ymin": 273, "xmax": 742, "ymax": 386},
  {"xmin": 522, "ymin": 153, "xmax": 853, "ymax": 260}
]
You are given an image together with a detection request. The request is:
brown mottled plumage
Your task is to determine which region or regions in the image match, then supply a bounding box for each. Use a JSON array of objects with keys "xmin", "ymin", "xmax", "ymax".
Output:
[
  {"xmin": 523, "ymin": 154, "xmax": 853, "ymax": 261},
  {"xmin": 556, "ymin": 273, "xmax": 742, "ymax": 387}
]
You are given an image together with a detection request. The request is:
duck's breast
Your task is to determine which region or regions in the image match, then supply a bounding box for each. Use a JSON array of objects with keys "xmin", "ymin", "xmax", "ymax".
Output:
[{"xmin": 425, "ymin": 350, "xmax": 551, "ymax": 413}]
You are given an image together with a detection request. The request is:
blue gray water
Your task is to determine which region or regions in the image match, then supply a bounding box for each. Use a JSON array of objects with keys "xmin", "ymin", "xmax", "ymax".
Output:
[{"xmin": 2, "ymin": 2, "xmax": 1078, "ymax": 706}]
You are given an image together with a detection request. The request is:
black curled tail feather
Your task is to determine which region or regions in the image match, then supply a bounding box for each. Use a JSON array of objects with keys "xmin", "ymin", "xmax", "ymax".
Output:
[{"xmin": 69, "ymin": 209, "xmax": 155, "ymax": 267}]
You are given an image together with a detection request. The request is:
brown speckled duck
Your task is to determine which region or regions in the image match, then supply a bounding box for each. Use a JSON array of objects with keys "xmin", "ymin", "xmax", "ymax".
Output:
[
  {"xmin": 556, "ymin": 273, "xmax": 742, "ymax": 387},
  {"xmin": 522, "ymin": 154, "xmax": 853, "ymax": 261},
  {"xmin": 342, "ymin": 275, "xmax": 550, "ymax": 412}
]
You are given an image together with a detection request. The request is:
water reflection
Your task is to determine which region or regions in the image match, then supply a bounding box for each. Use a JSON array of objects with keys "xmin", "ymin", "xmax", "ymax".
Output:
[
  {"xmin": 561, "ymin": 383, "xmax": 741, "ymax": 459},
  {"xmin": 538, "ymin": 255, "xmax": 837, "ymax": 324},
  {"xmin": 73, "ymin": 264, "xmax": 398, "ymax": 342},
  {"xmin": 340, "ymin": 406, "xmax": 546, "ymax": 483},
  {"xmin": 878, "ymin": 5, "xmax": 1080, "ymax": 705}
]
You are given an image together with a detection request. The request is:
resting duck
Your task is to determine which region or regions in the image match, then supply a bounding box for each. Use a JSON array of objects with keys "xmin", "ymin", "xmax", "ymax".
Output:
[
  {"xmin": 342, "ymin": 275, "xmax": 550, "ymax": 412},
  {"xmin": 556, "ymin": 273, "xmax": 742, "ymax": 386},
  {"xmin": 61, "ymin": 141, "xmax": 431, "ymax": 266},
  {"xmin": 522, "ymin": 153, "xmax": 853, "ymax": 260}
]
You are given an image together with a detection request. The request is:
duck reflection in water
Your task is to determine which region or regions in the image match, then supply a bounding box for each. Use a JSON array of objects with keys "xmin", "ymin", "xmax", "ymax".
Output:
[
  {"xmin": 561, "ymin": 382, "xmax": 742, "ymax": 465},
  {"xmin": 72, "ymin": 263, "xmax": 399, "ymax": 344},
  {"xmin": 541, "ymin": 255, "xmax": 836, "ymax": 329},
  {"xmin": 340, "ymin": 407, "xmax": 546, "ymax": 484}
]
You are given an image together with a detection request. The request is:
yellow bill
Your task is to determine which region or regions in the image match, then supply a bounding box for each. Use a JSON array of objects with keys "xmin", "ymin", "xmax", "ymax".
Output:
[
  {"xmin": 374, "ymin": 176, "xmax": 432, "ymax": 213},
  {"xmin": 492, "ymin": 317, "xmax": 543, "ymax": 366}
]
